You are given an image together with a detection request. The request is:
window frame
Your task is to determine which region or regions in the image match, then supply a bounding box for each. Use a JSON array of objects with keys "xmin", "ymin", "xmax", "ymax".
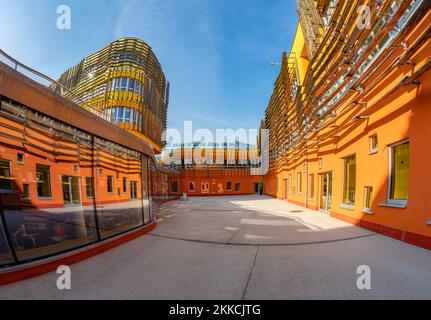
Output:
[
  {"xmin": 189, "ymin": 181, "xmax": 196, "ymax": 192},
  {"xmin": 369, "ymin": 135, "xmax": 378, "ymax": 154},
  {"xmin": 309, "ymin": 174, "xmax": 315, "ymax": 200},
  {"xmin": 0, "ymin": 158, "xmax": 13, "ymax": 192},
  {"xmin": 226, "ymin": 181, "xmax": 232, "ymax": 191},
  {"xmin": 235, "ymin": 183, "xmax": 241, "ymax": 193},
  {"xmin": 297, "ymin": 172, "xmax": 302, "ymax": 193},
  {"xmin": 362, "ymin": 186, "xmax": 374, "ymax": 215},
  {"xmin": 342, "ymin": 154, "xmax": 357, "ymax": 207},
  {"xmin": 86, "ymin": 177, "xmax": 94, "ymax": 199},
  {"xmin": 122, "ymin": 177, "xmax": 128, "ymax": 193},
  {"xmin": 17, "ymin": 153, "xmax": 25, "ymax": 165},
  {"xmin": 107, "ymin": 175, "xmax": 114, "ymax": 194},
  {"xmin": 171, "ymin": 181, "xmax": 179, "ymax": 193},
  {"xmin": 36, "ymin": 164, "xmax": 52, "ymax": 199},
  {"xmin": 387, "ymin": 139, "xmax": 409, "ymax": 207}
]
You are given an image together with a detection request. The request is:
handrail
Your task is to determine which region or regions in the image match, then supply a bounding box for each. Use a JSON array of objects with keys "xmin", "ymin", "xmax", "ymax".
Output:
[{"xmin": 0, "ymin": 48, "xmax": 107, "ymax": 119}]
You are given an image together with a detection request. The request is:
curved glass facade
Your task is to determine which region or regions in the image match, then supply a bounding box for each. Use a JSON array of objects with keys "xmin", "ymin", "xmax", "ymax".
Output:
[{"xmin": 0, "ymin": 99, "xmax": 179, "ymax": 268}]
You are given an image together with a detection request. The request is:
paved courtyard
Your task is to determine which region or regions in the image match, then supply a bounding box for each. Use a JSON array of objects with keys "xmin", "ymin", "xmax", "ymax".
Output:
[{"xmin": 0, "ymin": 195, "xmax": 430, "ymax": 299}]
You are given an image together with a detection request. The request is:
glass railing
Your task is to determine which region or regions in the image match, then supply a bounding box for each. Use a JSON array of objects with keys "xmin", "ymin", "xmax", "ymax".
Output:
[{"xmin": 0, "ymin": 49, "xmax": 112, "ymax": 122}]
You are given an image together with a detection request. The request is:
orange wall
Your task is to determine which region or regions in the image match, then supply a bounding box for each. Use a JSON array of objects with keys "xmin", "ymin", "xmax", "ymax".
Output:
[
  {"xmin": 0, "ymin": 147, "xmax": 143, "ymax": 209},
  {"xmin": 179, "ymin": 168, "xmax": 263, "ymax": 196},
  {"xmin": 264, "ymin": 11, "xmax": 431, "ymax": 243}
]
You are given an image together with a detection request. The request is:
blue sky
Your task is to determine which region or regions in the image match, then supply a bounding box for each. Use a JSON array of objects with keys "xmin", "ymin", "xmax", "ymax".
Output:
[{"xmin": 0, "ymin": 0, "xmax": 298, "ymax": 138}]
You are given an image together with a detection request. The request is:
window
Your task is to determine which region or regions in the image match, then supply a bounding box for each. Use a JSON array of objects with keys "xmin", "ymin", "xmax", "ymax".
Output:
[
  {"xmin": 309, "ymin": 174, "xmax": 315, "ymax": 200},
  {"xmin": 111, "ymin": 107, "xmax": 117, "ymax": 122},
  {"xmin": 23, "ymin": 183, "xmax": 30, "ymax": 198},
  {"xmin": 389, "ymin": 141, "xmax": 409, "ymax": 202},
  {"xmin": 189, "ymin": 181, "xmax": 195, "ymax": 192},
  {"xmin": 343, "ymin": 155, "xmax": 356, "ymax": 205},
  {"xmin": 0, "ymin": 159, "xmax": 12, "ymax": 191},
  {"xmin": 364, "ymin": 186, "xmax": 373, "ymax": 212},
  {"xmin": 107, "ymin": 176, "xmax": 114, "ymax": 193},
  {"xmin": 109, "ymin": 107, "xmax": 140, "ymax": 125},
  {"xmin": 98, "ymin": 168, "xmax": 103, "ymax": 176},
  {"xmin": 227, "ymin": 182, "xmax": 232, "ymax": 191},
  {"xmin": 17, "ymin": 153, "xmax": 24, "ymax": 164},
  {"xmin": 36, "ymin": 164, "xmax": 52, "ymax": 198},
  {"xmin": 235, "ymin": 183, "xmax": 241, "ymax": 192},
  {"xmin": 289, "ymin": 174, "xmax": 293, "ymax": 192},
  {"xmin": 120, "ymin": 78, "xmax": 128, "ymax": 91},
  {"xmin": 297, "ymin": 172, "xmax": 302, "ymax": 193},
  {"xmin": 123, "ymin": 177, "xmax": 127, "ymax": 193},
  {"xmin": 117, "ymin": 107, "xmax": 124, "ymax": 122},
  {"xmin": 370, "ymin": 135, "xmax": 378, "ymax": 153},
  {"xmin": 128, "ymin": 79, "xmax": 135, "ymax": 92},
  {"xmin": 86, "ymin": 177, "xmax": 94, "ymax": 198},
  {"xmin": 171, "ymin": 181, "xmax": 179, "ymax": 193},
  {"xmin": 201, "ymin": 182, "xmax": 209, "ymax": 193},
  {"xmin": 125, "ymin": 108, "xmax": 131, "ymax": 123},
  {"xmin": 73, "ymin": 164, "xmax": 79, "ymax": 173}
]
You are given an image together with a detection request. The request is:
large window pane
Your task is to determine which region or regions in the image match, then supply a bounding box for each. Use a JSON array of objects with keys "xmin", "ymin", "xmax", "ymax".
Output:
[
  {"xmin": 343, "ymin": 155, "xmax": 356, "ymax": 205},
  {"xmin": 36, "ymin": 164, "xmax": 51, "ymax": 198},
  {"xmin": 141, "ymin": 156, "xmax": 150, "ymax": 224},
  {"xmin": 0, "ymin": 159, "xmax": 12, "ymax": 191},
  {"xmin": 86, "ymin": 177, "xmax": 94, "ymax": 199},
  {"xmin": 309, "ymin": 174, "xmax": 314, "ymax": 200},
  {"xmin": 390, "ymin": 142, "xmax": 410, "ymax": 200},
  {"xmin": 0, "ymin": 102, "xmax": 98, "ymax": 262},
  {"xmin": 94, "ymin": 138, "xmax": 144, "ymax": 239},
  {"xmin": 148, "ymin": 160, "xmax": 159, "ymax": 221},
  {"xmin": 0, "ymin": 219, "xmax": 14, "ymax": 266}
]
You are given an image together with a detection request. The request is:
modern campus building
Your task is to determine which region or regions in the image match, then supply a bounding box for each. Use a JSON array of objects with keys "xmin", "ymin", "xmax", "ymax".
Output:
[
  {"xmin": 162, "ymin": 143, "xmax": 263, "ymax": 196},
  {"xmin": 262, "ymin": 0, "xmax": 431, "ymax": 249},
  {"xmin": 0, "ymin": 41, "xmax": 178, "ymax": 282},
  {"xmin": 1, "ymin": 0, "xmax": 431, "ymax": 285},
  {"xmin": 56, "ymin": 38, "xmax": 169, "ymax": 153}
]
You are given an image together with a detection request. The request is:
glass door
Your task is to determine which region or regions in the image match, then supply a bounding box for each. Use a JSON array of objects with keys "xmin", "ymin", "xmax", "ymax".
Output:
[
  {"xmin": 62, "ymin": 176, "xmax": 81, "ymax": 205},
  {"xmin": 320, "ymin": 172, "xmax": 332, "ymax": 213},
  {"xmin": 130, "ymin": 181, "xmax": 138, "ymax": 199}
]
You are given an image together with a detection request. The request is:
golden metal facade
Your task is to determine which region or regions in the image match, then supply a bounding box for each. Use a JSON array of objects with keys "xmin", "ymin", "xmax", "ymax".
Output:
[
  {"xmin": 56, "ymin": 38, "xmax": 169, "ymax": 153},
  {"xmin": 265, "ymin": 0, "xmax": 431, "ymax": 172}
]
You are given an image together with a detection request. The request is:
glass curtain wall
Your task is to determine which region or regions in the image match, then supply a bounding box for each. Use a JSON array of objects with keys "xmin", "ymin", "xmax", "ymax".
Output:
[{"xmin": 0, "ymin": 99, "xmax": 175, "ymax": 268}]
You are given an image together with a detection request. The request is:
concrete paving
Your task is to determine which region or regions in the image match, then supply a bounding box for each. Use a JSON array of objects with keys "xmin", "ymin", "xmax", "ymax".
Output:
[{"xmin": 0, "ymin": 195, "xmax": 430, "ymax": 299}]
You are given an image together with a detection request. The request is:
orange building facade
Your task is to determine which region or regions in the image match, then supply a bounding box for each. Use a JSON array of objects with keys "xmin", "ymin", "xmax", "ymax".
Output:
[
  {"xmin": 162, "ymin": 147, "xmax": 264, "ymax": 196},
  {"xmin": 263, "ymin": 0, "xmax": 431, "ymax": 249},
  {"xmin": 0, "ymin": 48, "xmax": 179, "ymax": 276},
  {"xmin": 179, "ymin": 168, "xmax": 263, "ymax": 196}
]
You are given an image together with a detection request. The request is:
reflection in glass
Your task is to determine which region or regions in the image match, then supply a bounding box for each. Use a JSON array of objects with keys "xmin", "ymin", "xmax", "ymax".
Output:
[
  {"xmin": 0, "ymin": 100, "xmax": 178, "ymax": 267},
  {"xmin": 36, "ymin": 164, "xmax": 52, "ymax": 198},
  {"xmin": 0, "ymin": 159, "xmax": 12, "ymax": 191},
  {"xmin": 94, "ymin": 138, "xmax": 144, "ymax": 239},
  {"xmin": 141, "ymin": 156, "xmax": 150, "ymax": 224},
  {"xmin": 0, "ymin": 221, "xmax": 14, "ymax": 265}
]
